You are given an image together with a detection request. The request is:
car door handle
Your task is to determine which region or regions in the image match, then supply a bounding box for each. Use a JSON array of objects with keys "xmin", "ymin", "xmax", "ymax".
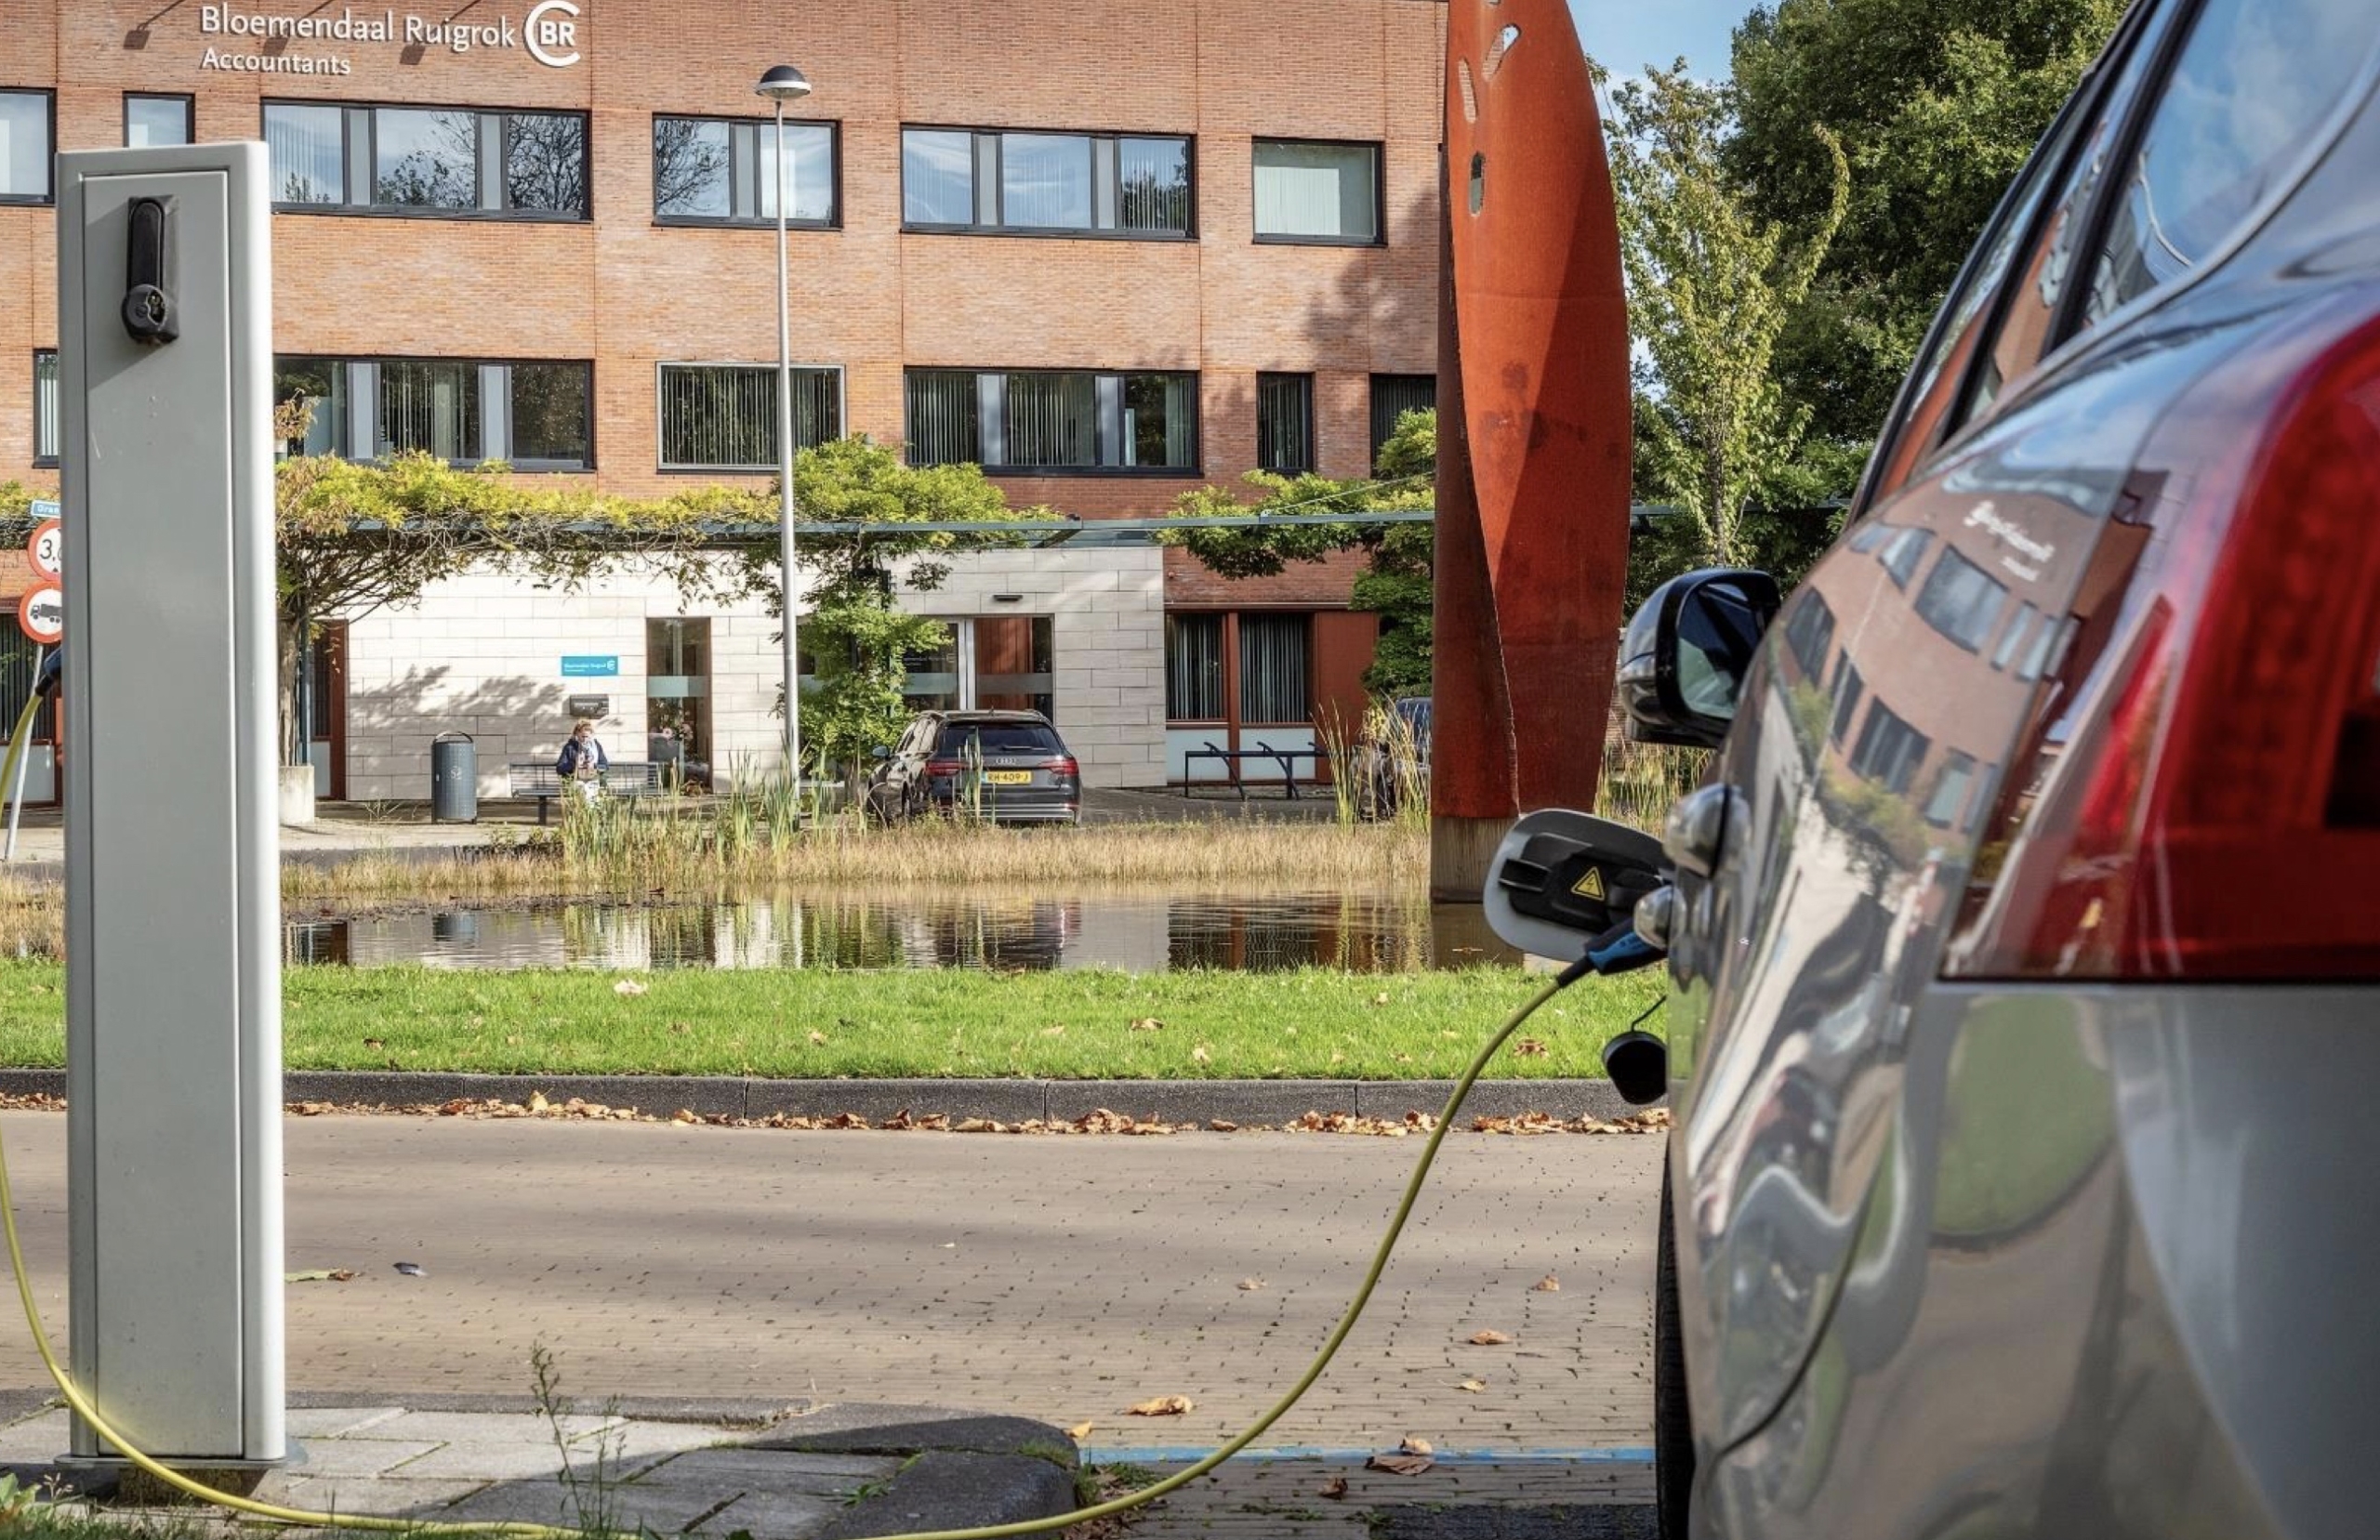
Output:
[{"xmin": 1665, "ymin": 783, "xmax": 1749, "ymax": 879}]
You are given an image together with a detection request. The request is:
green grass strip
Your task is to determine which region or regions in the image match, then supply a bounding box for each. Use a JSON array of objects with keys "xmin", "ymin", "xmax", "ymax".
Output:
[{"xmin": 0, "ymin": 959, "xmax": 1659, "ymax": 1082}]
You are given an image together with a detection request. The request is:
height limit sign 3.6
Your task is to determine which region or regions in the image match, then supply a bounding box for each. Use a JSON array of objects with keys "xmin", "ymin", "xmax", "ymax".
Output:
[{"xmin": 20, "ymin": 518, "xmax": 63, "ymax": 645}]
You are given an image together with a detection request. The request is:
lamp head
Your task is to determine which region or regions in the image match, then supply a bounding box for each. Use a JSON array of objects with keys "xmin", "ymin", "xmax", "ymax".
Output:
[{"xmin": 755, "ymin": 64, "xmax": 813, "ymax": 102}]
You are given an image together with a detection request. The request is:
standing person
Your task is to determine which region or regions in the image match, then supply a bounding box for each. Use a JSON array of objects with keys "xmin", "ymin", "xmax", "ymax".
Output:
[{"xmin": 557, "ymin": 718, "xmax": 608, "ymax": 806}]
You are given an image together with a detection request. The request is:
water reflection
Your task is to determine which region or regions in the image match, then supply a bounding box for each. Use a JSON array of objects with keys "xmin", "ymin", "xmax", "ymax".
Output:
[{"xmin": 284, "ymin": 891, "xmax": 1522, "ymax": 975}]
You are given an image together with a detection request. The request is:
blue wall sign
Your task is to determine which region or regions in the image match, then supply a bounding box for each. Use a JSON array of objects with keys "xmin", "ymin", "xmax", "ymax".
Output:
[
  {"xmin": 560, "ymin": 655, "xmax": 620, "ymax": 678},
  {"xmin": 30, "ymin": 500, "xmax": 59, "ymax": 520}
]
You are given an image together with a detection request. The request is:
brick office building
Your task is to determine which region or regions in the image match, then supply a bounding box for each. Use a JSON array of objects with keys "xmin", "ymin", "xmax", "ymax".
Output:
[{"xmin": 0, "ymin": 0, "xmax": 1443, "ymax": 797}]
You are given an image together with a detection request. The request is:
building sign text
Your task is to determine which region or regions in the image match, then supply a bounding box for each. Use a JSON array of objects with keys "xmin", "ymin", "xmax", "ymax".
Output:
[{"xmin": 192, "ymin": 3, "xmax": 582, "ymax": 74}]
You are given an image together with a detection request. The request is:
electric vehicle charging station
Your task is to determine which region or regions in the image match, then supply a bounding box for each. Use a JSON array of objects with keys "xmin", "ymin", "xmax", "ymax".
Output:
[{"xmin": 55, "ymin": 143, "xmax": 284, "ymax": 1469}]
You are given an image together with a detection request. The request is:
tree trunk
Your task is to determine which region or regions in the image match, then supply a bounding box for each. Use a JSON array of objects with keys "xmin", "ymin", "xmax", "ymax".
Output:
[{"xmin": 277, "ymin": 611, "xmax": 308, "ymax": 768}]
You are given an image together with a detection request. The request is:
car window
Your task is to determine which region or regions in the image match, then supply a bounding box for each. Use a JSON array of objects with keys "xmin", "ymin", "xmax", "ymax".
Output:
[
  {"xmin": 937, "ymin": 723, "xmax": 1061, "ymax": 756},
  {"xmin": 1956, "ymin": 47, "xmax": 2152, "ymax": 422},
  {"xmin": 2082, "ymin": 0, "xmax": 2380, "ymax": 325},
  {"xmin": 1861, "ymin": 76, "xmax": 2107, "ymax": 500}
]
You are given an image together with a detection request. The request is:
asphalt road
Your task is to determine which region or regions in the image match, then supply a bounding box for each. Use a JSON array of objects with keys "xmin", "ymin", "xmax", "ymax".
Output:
[{"xmin": 0, "ymin": 1112, "xmax": 1662, "ymax": 1533}]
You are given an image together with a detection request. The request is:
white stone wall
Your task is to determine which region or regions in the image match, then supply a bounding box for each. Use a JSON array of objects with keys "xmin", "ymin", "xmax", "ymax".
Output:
[
  {"xmin": 892, "ymin": 546, "xmax": 1167, "ymax": 790},
  {"xmin": 337, "ymin": 546, "xmax": 1167, "ymax": 799}
]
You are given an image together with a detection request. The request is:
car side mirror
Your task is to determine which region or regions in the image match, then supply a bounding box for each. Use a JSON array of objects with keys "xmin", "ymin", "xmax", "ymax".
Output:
[
  {"xmin": 1618, "ymin": 569, "xmax": 1782, "ymax": 749},
  {"xmin": 870, "ymin": 744, "xmax": 892, "ymax": 760}
]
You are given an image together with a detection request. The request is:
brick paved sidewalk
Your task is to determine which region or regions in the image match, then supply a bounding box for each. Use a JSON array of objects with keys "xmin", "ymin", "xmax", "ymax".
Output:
[{"xmin": 0, "ymin": 1114, "xmax": 1662, "ymax": 1460}]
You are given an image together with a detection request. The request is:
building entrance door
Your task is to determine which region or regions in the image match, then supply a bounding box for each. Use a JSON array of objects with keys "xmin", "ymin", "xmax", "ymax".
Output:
[{"xmin": 906, "ymin": 616, "xmax": 1054, "ymax": 718}]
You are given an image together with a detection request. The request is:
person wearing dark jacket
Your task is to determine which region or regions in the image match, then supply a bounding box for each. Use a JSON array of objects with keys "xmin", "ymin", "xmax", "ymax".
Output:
[{"xmin": 556, "ymin": 718, "xmax": 608, "ymax": 804}]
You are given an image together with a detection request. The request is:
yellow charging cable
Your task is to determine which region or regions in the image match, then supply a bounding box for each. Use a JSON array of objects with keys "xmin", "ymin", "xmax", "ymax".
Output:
[{"xmin": 0, "ymin": 834, "xmax": 1569, "ymax": 1539}]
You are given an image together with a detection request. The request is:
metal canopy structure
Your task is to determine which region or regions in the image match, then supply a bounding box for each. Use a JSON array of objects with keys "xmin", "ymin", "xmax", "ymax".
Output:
[{"xmin": 794, "ymin": 509, "xmax": 1438, "ymax": 546}]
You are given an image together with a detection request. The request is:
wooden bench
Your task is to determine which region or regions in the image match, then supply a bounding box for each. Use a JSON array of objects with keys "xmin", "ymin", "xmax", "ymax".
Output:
[
  {"xmin": 507, "ymin": 760, "xmax": 661, "ymax": 823},
  {"xmin": 1180, "ymin": 740, "xmax": 1329, "ymax": 800}
]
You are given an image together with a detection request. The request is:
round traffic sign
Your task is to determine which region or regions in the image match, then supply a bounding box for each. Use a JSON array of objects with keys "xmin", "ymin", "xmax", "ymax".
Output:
[
  {"xmin": 18, "ymin": 585, "xmax": 62, "ymax": 646},
  {"xmin": 23, "ymin": 519, "xmax": 60, "ymax": 582}
]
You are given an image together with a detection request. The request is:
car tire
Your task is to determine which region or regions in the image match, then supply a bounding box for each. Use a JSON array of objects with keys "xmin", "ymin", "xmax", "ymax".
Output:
[{"xmin": 1655, "ymin": 1152, "xmax": 1695, "ymax": 1538}]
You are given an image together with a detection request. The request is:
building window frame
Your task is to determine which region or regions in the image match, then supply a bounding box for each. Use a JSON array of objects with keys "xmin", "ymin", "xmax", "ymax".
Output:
[
  {"xmin": 651, "ymin": 114, "xmax": 841, "ymax": 230},
  {"xmin": 1166, "ymin": 612, "xmax": 1227, "ymax": 724},
  {"xmin": 31, "ymin": 349, "xmax": 59, "ymax": 467},
  {"xmin": 654, "ymin": 361, "xmax": 845, "ymax": 473},
  {"xmin": 0, "ymin": 88, "xmax": 56, "ymax": 205},
  {"xmin": 899, "ymin": 125, "xmax": 1197, "ymax": 241},
  {"xmin": 124, "ymin": 92, "xmax": 195, "ymax": 149},
  {"xmin": 1251, "ymin": 137, "xmax": 1385, "ymax": 247},
  {"xmin": 261, "ymin": 99, "xmax": 592, "ymax": 221},
  {"xmin": 273, "ymin": 355, "xmax": 597, "ymax": 471},
  {"xmin": 905, "ymin": 367, "xmax": 1202, "ymax": 477},
  {"xmin": 1368, "ymin": 373, "xmax": 1435, "ymax": 469},
  {"xmin": 1256, "ymin": 372, "xmax": 1316, "ymax": 475}
]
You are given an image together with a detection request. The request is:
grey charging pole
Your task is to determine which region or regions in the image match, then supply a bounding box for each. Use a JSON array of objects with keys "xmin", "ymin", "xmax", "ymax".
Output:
[{"xmin": 58, "ymin": 143, "xmax": 284, "ymax": 1468}]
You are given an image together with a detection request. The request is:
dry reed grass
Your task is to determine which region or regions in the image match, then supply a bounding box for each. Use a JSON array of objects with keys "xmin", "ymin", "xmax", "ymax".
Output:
[{"xmin": 282, "ymin": 818, "xmax": 1429, "ymax": 902}]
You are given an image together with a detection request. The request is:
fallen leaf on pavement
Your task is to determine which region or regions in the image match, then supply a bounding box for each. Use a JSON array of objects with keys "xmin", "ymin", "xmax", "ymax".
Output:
[
  {"xmin": 1514, "ymin": 1038, "xmax": 1550, "ymax": 1058},
  {"xmin": 1533, "ymin": 1273, "xmax": 1561, "ymax": 1292},
  {"xmin": 528, "ymin": 1092, "xmax": 549, "ymax": 1113},
  {"xmin": 392, "ymin": 1262, "xmax": 426, "ymax": 1277},
  {"xmin": 1237, "ymin": 1278, "xmax": 1265, "ymax": 1291},
  {"xmin": 1367, "ymin": 1453, "xmax": 1435, "ymax": 1475},
  {"xmin": 1318, "ymin": 1476, "xmax": 1349, "ymax": 1499},
  {"xmin": 613, "ymin": 979, "xmax": 647, "ymax": 997},
  {"xmin": 1130, "ymin": 1018, "xmax": 1164, "ymax": 1033},
  {"xmin": 1454, "ymin": 1378, "xmax": 1487, "ymax": 1393},
  {"xmin": 672, "ymin": 1109, "xmax": 697, "ymax": 1125},
  {"xmin": 1064, "ymin": 1422, "xmax": 1093, "ymax": 1441},
  {"xmin": 284, "ymin": 1270, "xmax": 356, "ymax": 1283},
  {"xmin": 1467, "ymin": 1329, "xmax": 1514, "ymax": 1346},
  {"xmin": 1210, "ymin": 1119, "xmax": 1238, "ymax": 1132},
  {"xmin": 1400, "ymin": 1437, "xmax": 1434, "ymax": 1455},
  {"xmin": 1127, "ymin": 1396, "xmax": 1194, "ymax": 1416}
]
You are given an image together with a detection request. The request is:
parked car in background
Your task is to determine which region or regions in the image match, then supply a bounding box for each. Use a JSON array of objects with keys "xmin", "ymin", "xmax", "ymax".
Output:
[
  {"xmin": 866, "ymin": 710, "xmax": 1082, "ymax": 825},
  {"xmin": 1351, "ymin": 695, "xmax": 1431, "ymax": 820},
  {"xmin": 1618, "ymin": 0, "xmax": 2380, "ymax": 1534}
]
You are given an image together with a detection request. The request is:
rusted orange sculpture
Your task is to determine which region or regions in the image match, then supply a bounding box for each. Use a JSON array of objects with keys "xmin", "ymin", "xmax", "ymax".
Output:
[{"xmin": 1432, "ymin": 0, "xmax": 1633, "ymax": 898}]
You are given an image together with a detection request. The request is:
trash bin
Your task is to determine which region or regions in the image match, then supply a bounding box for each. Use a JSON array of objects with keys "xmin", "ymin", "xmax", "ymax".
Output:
[{"xmin": 431, "ymin": 731, "xmax": 478, "ymax": 823}]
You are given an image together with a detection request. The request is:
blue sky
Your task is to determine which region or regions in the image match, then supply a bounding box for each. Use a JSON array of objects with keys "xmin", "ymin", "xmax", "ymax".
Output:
[{"xmin": 1568, "ymin": 0, "xmax": 1752, "ymax": 80}]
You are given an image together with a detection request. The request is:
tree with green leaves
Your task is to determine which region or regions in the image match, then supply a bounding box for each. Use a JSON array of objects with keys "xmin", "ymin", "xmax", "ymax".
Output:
[
  {"xmin": 11, "ymin": 432, "xmax": 1028, "ymax": 778},
  {"xmin": 1727, "ymin": 0, "xmax": 2127, "ymax": 459},
  {"xmin": 1165, "ymin": 407, "xmax": 1437, "ymax": 696},
  {"xmin": 1610, "ymin": 61, "xmax": 1850, "ymax": 596},
  {"xmin": 739, "ymin": 435, "xmax": 1035, "ymax": 778}
]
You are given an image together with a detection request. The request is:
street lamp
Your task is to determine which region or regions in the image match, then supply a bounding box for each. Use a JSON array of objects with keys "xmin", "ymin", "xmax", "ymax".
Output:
[{"xmin": 755, "ymin": 62, "xmax": 813, "ymax": 791}]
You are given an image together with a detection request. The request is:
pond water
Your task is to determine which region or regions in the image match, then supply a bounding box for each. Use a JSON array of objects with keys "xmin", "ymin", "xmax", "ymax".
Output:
[{"xmin": 284, "ymin": 891, "xmax": 1523, "ymax": 974}]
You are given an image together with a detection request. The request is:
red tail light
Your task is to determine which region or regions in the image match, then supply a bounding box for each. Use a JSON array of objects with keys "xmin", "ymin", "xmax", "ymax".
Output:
[
  {"xmin": 923, "ymin": 758, "xmax": 963, "ymax": 777},
  {"xmin": 1957, "ymin": 307, "xmax": 2380, "ymax": 981},
  {"xmin": 1048, "ymin": 756, "xmax": 1079, "ymax": 779}
]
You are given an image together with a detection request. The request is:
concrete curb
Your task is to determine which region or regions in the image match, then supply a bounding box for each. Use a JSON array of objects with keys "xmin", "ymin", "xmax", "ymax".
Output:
[
  {"xmin": 0, "ymin": 1070, "xmax": 1647, "ymax": 1125},
  {"xmin": 0, "ymin": 1395, "xmax": 1081, "ymax": 1534}
]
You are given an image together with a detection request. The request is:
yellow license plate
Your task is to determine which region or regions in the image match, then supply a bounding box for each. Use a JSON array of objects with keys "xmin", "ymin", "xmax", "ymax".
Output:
[{"xmin": 985, "ymin": 770, "xmax": 1033, "ymax": 785}]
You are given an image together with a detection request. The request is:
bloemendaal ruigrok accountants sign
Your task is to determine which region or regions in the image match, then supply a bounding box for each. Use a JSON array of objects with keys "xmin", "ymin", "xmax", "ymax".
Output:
[{"xmin": 192, "ymin": 2, "xmax": 582, "ymax": 73}]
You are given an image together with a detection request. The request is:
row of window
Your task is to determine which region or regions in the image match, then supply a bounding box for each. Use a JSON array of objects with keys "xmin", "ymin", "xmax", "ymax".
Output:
[
  {"xmin": 0, "ymin": 89, "xmax": 1390, "ymax": 245},
  {"xmin": 27, "ymin": 351, "xmax": 1434, "ymax": 476}
]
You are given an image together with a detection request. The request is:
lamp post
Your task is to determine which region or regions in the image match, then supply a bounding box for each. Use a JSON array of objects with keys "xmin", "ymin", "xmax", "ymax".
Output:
[{"xmin": 756, "ymin": 63, "xmax": 813, "ymax": 788}]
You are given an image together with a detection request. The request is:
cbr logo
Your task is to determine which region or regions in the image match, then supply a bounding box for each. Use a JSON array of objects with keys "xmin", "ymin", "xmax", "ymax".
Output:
[{"xmin": 525, "ymin": 0, "xmax": 581, "ymax": 67}]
